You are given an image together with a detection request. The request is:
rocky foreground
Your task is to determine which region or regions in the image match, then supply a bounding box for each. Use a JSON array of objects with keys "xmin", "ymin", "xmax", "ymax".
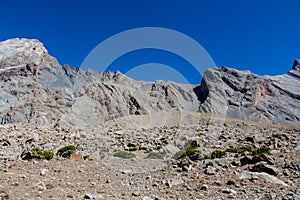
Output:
[{"xmin": 0, "ymin": 113, "xmax": 299, "ymax": 199}]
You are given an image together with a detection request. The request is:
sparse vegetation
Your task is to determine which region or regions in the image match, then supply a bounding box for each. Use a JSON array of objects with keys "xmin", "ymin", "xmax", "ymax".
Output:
[
  {"xmin": 113, "ymin": 151, "xmax": 136, "ymax": 159},
  {"xmin": 146, "ymin": 152, "xmax": 165, "ymax": 159},
  {"xmin": 56, "ymin": 145, "xmax": 76, "ymax": 158},
  {"xmin": 31, "ymin": 148, "xmax": 54, "ymax": 160},
  {"xmin": 251, "ymin": 147, "xmax": 270, "ymax": 156},
  {"xmin": 225, "ymin": 146, "xmax": 251, "ymax": 154},
  {"xmin": 173, "ymin": 142, "xmax": 200, "ymax": 160},
  {"xmin": 205, "ymin": 146, "xmax": 270, "ymax": 160},
  {"xmin": 211, "ymin": 150, "xmax": 226, "ymax": 159}
]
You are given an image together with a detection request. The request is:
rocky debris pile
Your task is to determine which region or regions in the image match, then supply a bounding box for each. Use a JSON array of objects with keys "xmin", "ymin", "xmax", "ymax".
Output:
[
  {"xmin": 0, "ymin": 38, "xmax": 300, "ymax": 127},
  {"xmin": 0, "ymin": 115, "xmax": 299, "ymax": 199}
]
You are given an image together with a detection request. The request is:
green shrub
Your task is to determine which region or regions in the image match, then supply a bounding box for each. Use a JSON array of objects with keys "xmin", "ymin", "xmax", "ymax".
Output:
[
  {"xmin": 225, "ymin": 146, "xmax": 251, "ymax": 154},
  {"xmin": 113, "ymin": 151, "xmax": 136, "ymax": 159},
  {"xmin": 43, "ymin": 151, "xmax": 54, "ymax": 160},
  {"xmin": 146, "ymin": 152, "xmax": 165, "ymax": 159},
  {"xmin": 56, "ymin": 145, "xmax": 76, "ymax": 157},
  {"xmin": 31, "ymin": 148, "xmax": 54, "ymax": 160},
  {"xmin": 205, "ymin": 146, "xmax": 270, "ymax": 160},
  {"xmin": 173, "ymin": 143, "xmax": 200, "ymax": 160},
  {"xmin": 251, "ymin": 147, "xmax": 270, "ymax": 156}
]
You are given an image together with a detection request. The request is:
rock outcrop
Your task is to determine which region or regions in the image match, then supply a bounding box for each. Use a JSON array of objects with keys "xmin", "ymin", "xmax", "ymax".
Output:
[
  {"xmin": 0, "ymin": 38, "xmax": 299, "ymax": 127},
  {"xmin": 198, "ymin": 66, "xmax": 300, "ymax": 125}
]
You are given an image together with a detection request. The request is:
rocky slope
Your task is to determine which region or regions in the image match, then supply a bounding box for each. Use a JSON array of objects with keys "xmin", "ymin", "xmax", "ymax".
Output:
[
  {"xmin": 0, "ymin": 38, "xmax": 299, "ymax": 128},
  {"xmin": 0, "ymin": 114, "xmax": 299, "ymax": 199}
]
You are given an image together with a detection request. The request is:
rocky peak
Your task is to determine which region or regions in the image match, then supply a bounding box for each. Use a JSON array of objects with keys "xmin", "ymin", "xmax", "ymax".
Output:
[
  {"xmin": 292, "ymin": 59, "xmax": 300, "ymax": 72},
  {"xmin": 0, "ymin": 38, "xmax": 50, "ymax": 69},
  {"xmin": 0, "ymin": 38, "xmax": 62, "ymax": 82}
]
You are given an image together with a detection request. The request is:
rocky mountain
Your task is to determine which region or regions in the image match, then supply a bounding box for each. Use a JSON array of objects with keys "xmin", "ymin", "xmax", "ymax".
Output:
[
  {"xmin": 198, "ymin": 61, "xmax": 300, "ymax": 125},
  {"xmin": 0, "ymin": 38, "xmax": 299, "ymax": 127}
]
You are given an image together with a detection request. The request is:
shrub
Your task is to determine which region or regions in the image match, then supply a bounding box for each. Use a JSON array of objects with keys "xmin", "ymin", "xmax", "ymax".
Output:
[
  {"xmin": 113, "ymin": 151, "xmax": 136, "ymax": 159},
  {"xmin": 31, "ymin": 148, "xmax": 54, "ymax": 160},
  {"xmin": 56, "ymin": 145, "xmax": 76, "ymax": 157},
  {"xmin": 251, "ymin": 147, "xmax": 270, "ymax": 156},
  {"xmin": 173, "ymin": 143, "xmax": 200, "ymax": 160},
  {"xmin": 205, "ymin": 146, "xmax": 270, "ymax": 160},
  {"xmin": 146, "ymin": 152, "xmax": 165, "ymax": 159},
  {"xmin": 225, "ymin": 146, "xmax": 251, "ymax": 154},
  {"xmin": 42, "ymin": 151, "xmax": 54, "ymax": 160}
]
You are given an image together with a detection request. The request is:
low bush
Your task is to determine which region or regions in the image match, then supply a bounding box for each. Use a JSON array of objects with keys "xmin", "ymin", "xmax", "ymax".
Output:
[
  {"xmin": 146, "ymin": 152, "xmax": 165, "ymax": 159},
  {"xmin": 251, "ymin": 147, "xmax": 270, "ymax": 156},
  {"xmin": 225, "ymin": 146, "xmax": 251, "ymax": 154},
  {"xmin": 56, "ymin": 145, "xmax": 76, "ymax": 157},
  {"xmin": 113, "ymin": 151, "xmax": 136, "ymax": 159},
  {"xmin": 205, "ymin": 146, "xmax": 270, "ymax": 160},
  {"xmin": 31, "ymin": 148, "xmax": 54, "ymax": 160},
  {"xmin": 173, "ymin": 143, "xmax": 200, "ymax": 160}
]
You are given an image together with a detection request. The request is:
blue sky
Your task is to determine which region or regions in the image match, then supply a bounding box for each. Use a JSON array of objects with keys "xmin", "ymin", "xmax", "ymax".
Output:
[{"xmin": 0, "ymin": 0, "xmax": 299, "ymax": 83}]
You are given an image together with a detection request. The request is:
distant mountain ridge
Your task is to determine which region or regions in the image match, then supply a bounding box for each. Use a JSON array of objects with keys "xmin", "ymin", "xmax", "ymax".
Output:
[{"xmin": 0, "ymin": 38, "xmax": 299, "ymax": 127}]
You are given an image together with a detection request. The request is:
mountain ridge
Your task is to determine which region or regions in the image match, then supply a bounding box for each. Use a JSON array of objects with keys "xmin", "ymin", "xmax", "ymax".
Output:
[{"xmin": 0, "ymin": 38, "xmax": 299, "ymax": 127}]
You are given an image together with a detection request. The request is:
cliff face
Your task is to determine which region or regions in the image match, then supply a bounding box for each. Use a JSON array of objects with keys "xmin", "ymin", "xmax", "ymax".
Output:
[
  {"xmin": 198, "ymin": 66, "xmax": 300, "ymax": 125},
  {"xmin": 0, "ymin": 38, "xmax": 299, "ymax": 127}
]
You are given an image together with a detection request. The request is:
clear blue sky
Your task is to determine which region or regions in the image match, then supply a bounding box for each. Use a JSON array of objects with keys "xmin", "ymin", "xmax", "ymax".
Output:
[{"xmin": 0, "ymin": 0, "xmax": 299, "ymax": 83}]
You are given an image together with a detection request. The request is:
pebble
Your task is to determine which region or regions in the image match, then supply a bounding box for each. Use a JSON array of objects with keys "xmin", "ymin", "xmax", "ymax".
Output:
[
  {"xmin": 200, "ymin": 184, "xmax": 208, "ymax": 191},
  {"xmin": 205, "ymin": 166, "xmax": 216, "ymax": 175},
  {"xmin": 35, "ymin": 181, "xmax": 46, "ymax": 191},
  {"xmin": 40, "ymin": 168, "xmax": 48, "ymax": 176},
  {"xmin": 132, "ymin": 191, "xmax": 140, "ymax": 196},
  {"xmin": 222, "ymin": 188, "xmax": 237, "ymax": 195}
]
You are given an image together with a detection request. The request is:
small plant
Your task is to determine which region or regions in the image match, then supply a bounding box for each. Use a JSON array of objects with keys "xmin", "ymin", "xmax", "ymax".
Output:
[
  {"xmin": 251, "ymin": 147, "xmax": 270, "ymax": 156},
  {"xmin": 146, "ymin": 152, "xmax": 166, "ymax": 159},
  {"xmin": 210, "ymin": 150, "xmax": 226, "ymax": 159},
  {"xmin": 42, "ymin": 151, "xmax": 54, "ymax": 160},
  {"xmin": 56, "ymin": 145, "xmax": 76, "ymax": 157},
  {"xmin": 205, "ymin": 146, "xmax": 271, "ymax": 160},
  {"xmin": 31, "ymin": 148, "xmax": 54, "ymax": 160},
  {"xmin": 225, "ymin": 146, "xmax": 251, "ymax": 154},
  {"xmin": 113, "ymin": 151, "xmax": 136, "ymax": 159},
  {"xmin": 173, "ymin": 142, "xmax": 200, "ymax": 160}
]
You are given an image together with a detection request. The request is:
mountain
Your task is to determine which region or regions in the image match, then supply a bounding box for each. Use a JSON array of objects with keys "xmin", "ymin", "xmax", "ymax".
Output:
[
  {"xmin": 198, "ymin": 62, "xmax": 300, "ymax": 125},
  {"xmin": 0, "ymin": 38, "xmax": 299, "ymax": 127}
]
